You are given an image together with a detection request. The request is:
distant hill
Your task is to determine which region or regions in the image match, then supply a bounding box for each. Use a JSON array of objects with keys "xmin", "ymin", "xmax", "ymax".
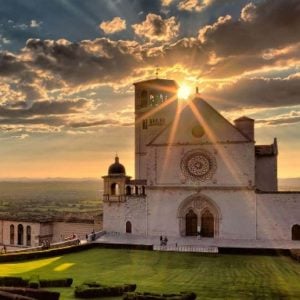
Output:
[
  {"xmin": 278, "ymin": 178, "xmax": 300, "ymax": 191},
  {"xmin": 0, "ymin": 180, "xmax": 103, "ymax": 221}
]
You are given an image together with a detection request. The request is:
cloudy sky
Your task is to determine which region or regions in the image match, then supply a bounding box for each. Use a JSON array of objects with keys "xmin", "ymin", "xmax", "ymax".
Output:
[{"xmin": 0, "ymin": 0, "xmax": 299, "ymax": 178}]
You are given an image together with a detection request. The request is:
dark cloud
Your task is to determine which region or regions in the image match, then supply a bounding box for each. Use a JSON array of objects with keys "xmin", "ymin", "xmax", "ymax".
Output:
[
  {"xmin": 0, "ymin": 51, "xmax": 26, "ymax": 76},
  {"xmin": 0, "ymin": 116, "xmax": 64, "ymax": 126},
  {"xmin": 69, "ymin": 119, "xmax": 121, "ymax": 128},
  {"xmin": 23, "ymin": 38, "xmax": 141, "ymax": 86},
  {"xmin": 0, "ymin": 0, "xmax": 299, "ymax": 114},
  {"xmin": 199, "ymin": 0, "xmax": 300, "ymax": 56},
  {"xmin": 204, "ymin": 75, "xmax": 300, "ymax": 110},
  {"xmin": 0, "ymin": 98, "xmax": 90, "ymax": 118},
  {"xmin": 256, "ymin": 111, "xmax": 300, "ymax": 126}
]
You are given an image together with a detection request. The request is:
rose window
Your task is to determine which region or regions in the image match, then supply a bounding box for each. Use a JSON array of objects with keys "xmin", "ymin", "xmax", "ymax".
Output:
[{"xmin": 181, "ymin": 149, "xmax": 217, "ymax": 181}]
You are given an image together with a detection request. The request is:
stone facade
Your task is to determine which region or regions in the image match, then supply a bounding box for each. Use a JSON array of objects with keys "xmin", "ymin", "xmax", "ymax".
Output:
[
  {"xmin": 102, "ymin": 78, "xmax": 300, "ymax": 244},
  {"xmin": 0, "ymin": 219, "xmax": 101, "ymax": 248}
]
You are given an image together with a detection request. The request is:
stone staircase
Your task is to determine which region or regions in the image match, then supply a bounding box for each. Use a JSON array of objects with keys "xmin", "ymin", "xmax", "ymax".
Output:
[{"xmin": 153, "ymin": 244, "xmax": 218, "ymax": 254}]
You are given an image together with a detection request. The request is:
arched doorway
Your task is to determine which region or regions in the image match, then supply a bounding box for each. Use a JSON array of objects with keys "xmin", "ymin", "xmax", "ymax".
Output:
[
  {"xmin": 186, "ymin": 210, "xmax": 197, "ymax": 236},
  {"xmin": 126, "ymin": 186, "xmax": 131, "ymax": 195},
  {"xmin": 26, "ymin": 226, "xmax": 31, "ymax": 246},
  {"xmin": 292, "ymin": 224, "xmax": 300, "ymax": 240},
  {"xmin": 201, "ymin": 210, "xmax": 214, "ymax": 238},
  {"xmin": 10, "ymin": 224, "xmax": 14, "ymax": 245},
  {"xmin": 17, "ymin": 224, "xmax": 24, "ymax": 245},
  {"xmin": 126, "ymin": 221, "xmax": 132, "ymax": 233},
  {"xmin": 178, "ymin": 194, "xmax": 220, "ymax": 237}
]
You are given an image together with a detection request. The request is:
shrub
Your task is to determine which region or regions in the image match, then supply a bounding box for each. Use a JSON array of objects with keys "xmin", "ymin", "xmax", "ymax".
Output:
[
  {"xmin": 39, "ymin": 278, "xmax": 73, "ymax": 287},
  {"xmin": 81, "ymin": 281, "xmax": 102, "ymax": 287},
  {"xmin": 75, "ymin": 282, "xmax": 136, "ymax": 298},
  {"xmin": 0, "ymin": 287, "xmax": 60, "ymax": 300},
  {"xmin": 0, "ymin": 290, "xmax": 35, "ymax": 300},
  {"xmin": 123, "ymin": 291, "xmax": 197, "ymax": 300},
  {"xmin": 28, "ymin": 275, "xmax": 40, "ymax": 289},
  {"xmin": 0, "ymin": 276, "xmax": 28, "ymax": 287}
]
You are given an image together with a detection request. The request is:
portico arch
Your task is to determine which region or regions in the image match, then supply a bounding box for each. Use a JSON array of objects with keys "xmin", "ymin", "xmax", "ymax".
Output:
[{"xmin": 178, "ymin": 193, "xmax": 220, "ymax": 237}]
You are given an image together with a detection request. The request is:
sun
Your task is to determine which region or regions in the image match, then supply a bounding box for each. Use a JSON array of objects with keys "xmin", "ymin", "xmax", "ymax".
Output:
[{"xmin": 177, "ymin": 84, "xmax": 192, "ymax": 100}]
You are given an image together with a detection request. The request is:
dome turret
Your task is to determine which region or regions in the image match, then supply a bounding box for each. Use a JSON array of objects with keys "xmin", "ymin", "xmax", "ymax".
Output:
[{"xmin": 108, "ymin": 156, "xmax": 126, "ymax": 175}]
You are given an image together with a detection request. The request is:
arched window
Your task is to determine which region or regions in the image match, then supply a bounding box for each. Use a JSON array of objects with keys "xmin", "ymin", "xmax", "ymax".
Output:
[
  {"xmin": 135, "ymin": 186, "xmax": 139, "ymax": 195},
  {"xmin": 111, "ymin": 183, "xmax": 119, "ymax": 196},
  {"xmin": 142, "ymin": 186, "xmax": 146, "ymax": 196},
  {"xmin": 126, "ymin": 186, "xmax": 131, "ymax": 196},
  {"xmin": 201, "ymin": 210, "xmax": 214, "ymax": 238},
  {"xmin": 141, "ymin": 90, "xmax": 148, "ymax": 107},
  {"xmin": 26, "ymin": 226, "xmax": 31, "ymax": 246},
  {"xmin": 17, "ymin": 224, "xmax": 24, "ymax": 245},
  {"xmin": 292, "ymin": 224, "xmax": 300, "ymax": 240},
  {"xmin": 10, "ymin": 224, "xmax": 14, "ymax": 245},
  {"xmin": 126, "ymin": 221, "xmax": 132, "ymax": 233},
  {"xmin": 186, "ymin": 210, "xmax": 197, "ymax": 236}
]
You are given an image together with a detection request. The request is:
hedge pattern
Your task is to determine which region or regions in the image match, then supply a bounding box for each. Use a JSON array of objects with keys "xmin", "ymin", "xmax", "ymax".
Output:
[
  {"xmin": 75, "ymin": 282, "xmax": 136, "ymax": 298},
  {"xmin": 0, "ymin": 276, "xmax": 73, "ymax": 288},
  {"xmin": 123, "ymin": 292, "xmax": 197, "ymax": 300}
]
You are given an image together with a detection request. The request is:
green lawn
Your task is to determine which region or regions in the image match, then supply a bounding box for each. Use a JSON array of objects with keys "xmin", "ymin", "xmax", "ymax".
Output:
[{"xmin": 0, "ymin": 248, "xmax": 300, "ymax": 299}]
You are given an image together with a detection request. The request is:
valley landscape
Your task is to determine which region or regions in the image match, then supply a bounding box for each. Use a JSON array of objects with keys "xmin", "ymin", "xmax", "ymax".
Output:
[{"xmin": 0, "ymin": 180, "xmax": 103, "ymax": 221}]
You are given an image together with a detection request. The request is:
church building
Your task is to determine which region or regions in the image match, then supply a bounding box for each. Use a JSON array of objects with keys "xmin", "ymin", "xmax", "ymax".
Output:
[{"xmin": 102, "ymin": 78, "xmax": 300, "ymax": 243}]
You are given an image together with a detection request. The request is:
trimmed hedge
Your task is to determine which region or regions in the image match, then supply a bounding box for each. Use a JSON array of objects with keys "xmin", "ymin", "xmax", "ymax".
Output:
[
  {"xmin": 0, "ymin": 290, "xmax": 35, "ymax": 300},
  {"xmin": 40, "ymin": 278, "xmax": 73, "ymax": 287},
  {"xmin": 0, "ymin": 276, "xmax": 73, "ymax": 288},
  {"xmin": 28, "ymin": 275, "xmax": 40, "ymax": 289},
  {"xmin": 123, "ymin": 292, "xmax": 197, "ymax": 300},
  {"xmin": 75, "ymin": 282, "xmax": 136, "ymax": 298},
  {"xmin": 0, "ymin": 287, "xmax": 60, "ymax": 300},
  {"xmin": 0, "ymin": 277, "xmax": 28, "ymax": 287},
  {"xmin": 290, "ymin": 249, "xmax": 300, "ymax": 262}
]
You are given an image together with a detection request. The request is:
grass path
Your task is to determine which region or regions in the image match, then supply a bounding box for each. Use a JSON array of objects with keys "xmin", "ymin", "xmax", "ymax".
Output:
[{"xmin": 0, "ymin": 248, "xmax": 300, "ymax": 299}]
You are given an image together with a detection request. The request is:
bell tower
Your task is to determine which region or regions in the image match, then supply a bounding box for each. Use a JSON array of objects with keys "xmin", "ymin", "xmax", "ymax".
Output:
[
  {"xmin": 134, "ymin": 78, "xmax": 178, "ymax": 179},
  {"xmin": 102, "ymin": 155, "xmax": 131, "ymax": 203}
]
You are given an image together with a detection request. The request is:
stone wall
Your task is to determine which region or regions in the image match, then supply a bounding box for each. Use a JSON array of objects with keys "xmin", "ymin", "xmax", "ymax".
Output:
[
  {"xmin": 146, "ymin": 188, "xmax": 257, "ymax": 239},
  {"xmin": 103, "ymin": 196, "xmax": 147, "ymax": 235},
  {"xmin": 255, "ymin": 155, "xmax": 277, "ymax": 191},
  {"xmin": 0, "ymin": 220, "xmax": 40, "ymax": 247},
  {"xmin": 52, "ymin": 221, "xmax": 98, "ymax": 242},
  {"xmin": 0, "ymin": 219, "xmax": 101, "ymax": 247},
  {"xmin": 256, "ymin": 192, "xmax": 300, "ymax": 240},
  {"xmin": 147, "ymin": 143, "xmax": 255, "ymax": 188}
]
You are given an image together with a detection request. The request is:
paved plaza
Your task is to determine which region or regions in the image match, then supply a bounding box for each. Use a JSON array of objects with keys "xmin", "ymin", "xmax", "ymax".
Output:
[{"xmin": 96, "ymin": 232, "xmax": 300, "ymax": 250}]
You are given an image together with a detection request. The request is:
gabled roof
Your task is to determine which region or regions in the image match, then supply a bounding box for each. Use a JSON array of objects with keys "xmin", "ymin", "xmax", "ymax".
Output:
[{"xmin": 148, "ymin": 96, "xmax": 251, "ymax": 146}]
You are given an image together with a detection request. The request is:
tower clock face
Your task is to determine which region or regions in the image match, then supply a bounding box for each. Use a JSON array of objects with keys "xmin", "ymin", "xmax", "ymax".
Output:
[{"xmin": 181, "ymin": 149, "xmax": 217, "ymax": 181}]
